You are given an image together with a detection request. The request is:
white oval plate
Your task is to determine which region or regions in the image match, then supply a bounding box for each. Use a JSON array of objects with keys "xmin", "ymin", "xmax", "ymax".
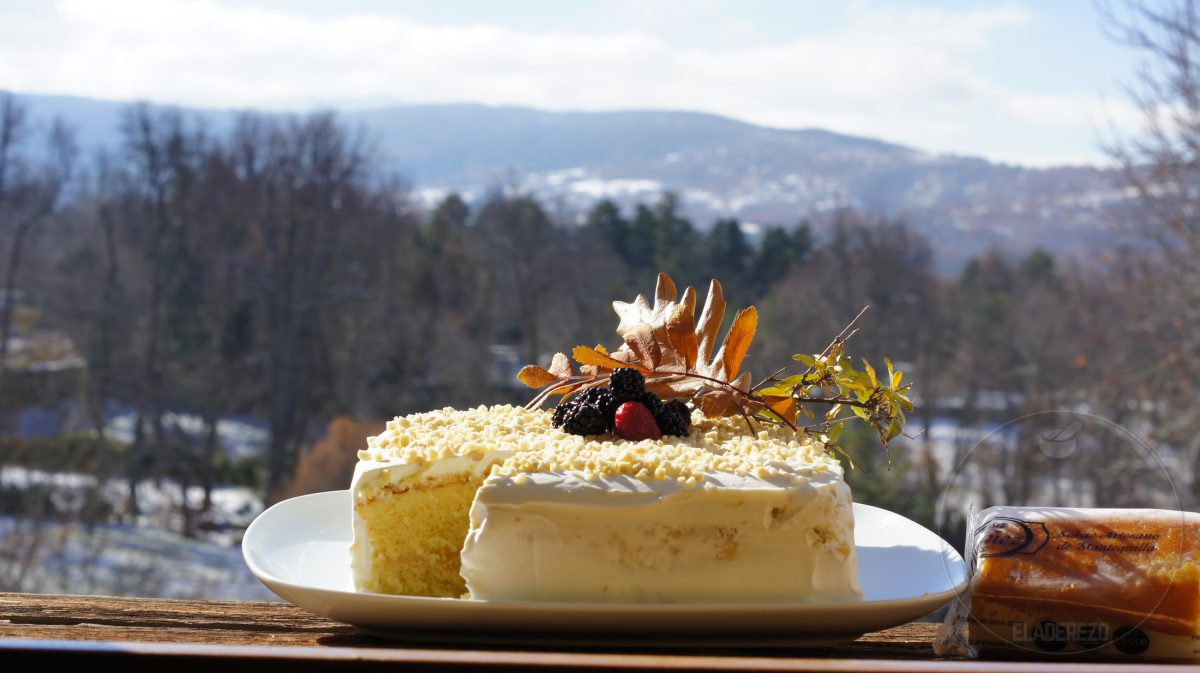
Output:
[{"xmin": 243, "ymin": 490, "xmax": 967, "ymax": 647}]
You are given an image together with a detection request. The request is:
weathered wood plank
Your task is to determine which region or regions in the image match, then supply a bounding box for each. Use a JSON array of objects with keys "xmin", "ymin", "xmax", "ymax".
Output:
[
  {"xmin": 0, "ymin": 593, "xmax": 1187, "ymax": 672},
  {"xmin": 0, "ymin": 593, "xmax": 333, "ymax": 632},
  {"xmin": 0, "ymin": 620, "xmax": 939, "ymax": 651},
  {"xmin": 0, "ymin": 592, "xmax": 934, "ymax": 648}
]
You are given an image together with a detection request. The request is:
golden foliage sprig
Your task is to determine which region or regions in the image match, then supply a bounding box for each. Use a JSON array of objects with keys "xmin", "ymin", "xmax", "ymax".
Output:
[{"xmin": 517, "ymin": 273, "xmax": 913, "ymax": 455}]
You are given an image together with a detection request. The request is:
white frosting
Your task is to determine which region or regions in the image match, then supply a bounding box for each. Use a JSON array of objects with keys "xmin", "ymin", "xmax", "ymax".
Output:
[{"xmin": 460, "ymin": 460, "xmax": 862, "ymax": 603}]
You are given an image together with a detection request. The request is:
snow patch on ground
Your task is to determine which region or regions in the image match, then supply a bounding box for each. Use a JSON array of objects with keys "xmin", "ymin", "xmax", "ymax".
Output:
[
  {"xmin": 0, "ymin": 516, "xmax": 277, "ymax": 600},
  {"xmin": 104, "ymin": 413, "xmax": 268, "ymax": 459},
  {"xmin": 569, "ymin": 177, "xmax": 662, "ymax": 198},
  {"xmin": 1, "ymin": 466, "xmax": 274, "ymax": 600}
]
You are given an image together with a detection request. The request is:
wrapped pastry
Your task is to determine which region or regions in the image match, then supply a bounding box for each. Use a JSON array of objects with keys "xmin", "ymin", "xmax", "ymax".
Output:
[{"xmin": 937, "ymin": 506, "xmax": 1200, "ymax": 660}]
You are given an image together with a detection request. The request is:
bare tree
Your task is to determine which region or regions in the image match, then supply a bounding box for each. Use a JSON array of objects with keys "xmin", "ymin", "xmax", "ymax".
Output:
[
  {"xmin": 1100, "ymin": 0, "xmax": 1200, "ymax": 501},
  {"xmin": 476, "ymin": 192, "xmax": 571, "ymax": 367},
  {"xmin": 117, "ymin": 104, "xmax": 203, "ymax": 517},
  {"xmin": 228, "ymin": 112, "xmax": 389, "ymax": 499},
  {"xmin": 0, "ymin": 94, "xmax": 75, "ymax": 429}
]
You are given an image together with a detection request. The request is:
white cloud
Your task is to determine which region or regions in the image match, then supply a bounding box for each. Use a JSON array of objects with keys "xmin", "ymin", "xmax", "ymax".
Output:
[
  {"xmin": 845, "ymin": 3, "xmax": 1032, "ymax": 50},
  {"xmin": 1004, "ymin": 91, "xmax": 1143, "ymax": 130},
  {"xmin": 0, "ymin": 0, "xmax": 1145, "ymax": 165}
]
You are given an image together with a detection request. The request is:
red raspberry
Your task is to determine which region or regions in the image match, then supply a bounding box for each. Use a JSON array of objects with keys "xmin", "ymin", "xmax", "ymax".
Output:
[{"xmin": 613, "ymin": 401, "xmax": 662, "ymax": 441}]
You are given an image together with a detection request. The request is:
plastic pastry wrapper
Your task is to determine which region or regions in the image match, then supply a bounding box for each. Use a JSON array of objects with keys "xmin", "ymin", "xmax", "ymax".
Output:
[{"xmin": 935, "ymin": 505, "xmax": 1200, "ymax": 660}]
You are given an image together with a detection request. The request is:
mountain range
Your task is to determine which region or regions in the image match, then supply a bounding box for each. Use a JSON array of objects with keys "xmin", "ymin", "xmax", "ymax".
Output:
[{"xmin": 14, "ymin": 92, "xmax": 1134, "ymax": 272}]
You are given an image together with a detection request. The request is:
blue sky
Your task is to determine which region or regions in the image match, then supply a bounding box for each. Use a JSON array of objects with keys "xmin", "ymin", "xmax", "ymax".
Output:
[{"xmin": 0, "ymin": 0, "xmax": 1152, "ymax": 166}]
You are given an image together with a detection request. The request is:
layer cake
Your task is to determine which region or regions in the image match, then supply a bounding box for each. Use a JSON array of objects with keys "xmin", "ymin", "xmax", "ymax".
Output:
[{"xmin": 350, "ymin": 404, "xmax": 862, "ymax": 603}]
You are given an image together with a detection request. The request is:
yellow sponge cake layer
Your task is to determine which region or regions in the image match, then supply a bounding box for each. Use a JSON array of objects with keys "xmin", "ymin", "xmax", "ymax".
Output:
[
  {"xmin": 349, "ymin": 405, "xmax": 528, "ymax": 596},
  {"xmin": 352, "ymin": 475, "xmax": 481, "ymax": 596}
]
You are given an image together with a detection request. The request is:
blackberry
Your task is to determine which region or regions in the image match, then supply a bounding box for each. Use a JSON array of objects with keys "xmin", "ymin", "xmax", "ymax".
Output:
[
  {"xmin": 553, "ymin": 387, "xmax": 617, "ymax": 435},
  {"xmin": 562, "ymin": 403, "xmax": 609, "ymax": 436},
  {"xmin": 657, "ymin": 399, "xmax": 692, "ymax": 437},
  {"xmin": 576, "ymin": 387, "xmax": 618, "ymax": 425},
  {"xmin": 637, "ymin": 390, "xmax": 665, "ymax": 418},
  {"xmin": 664, "ymin": 398, "xmax": 690, "ymax": 418},
  {"xmin": 551, "ymin": 400, "xmax": 575, "ymax": 428},
  {"xmin": 609, "ymin": 367, "xmax": 645, "ymax": 403}
]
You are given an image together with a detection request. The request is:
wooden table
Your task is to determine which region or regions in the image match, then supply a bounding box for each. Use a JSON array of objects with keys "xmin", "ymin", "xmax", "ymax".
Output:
[{"xmin": 0, "ymin": 593, "xmax": 1186, "ymax": 672}]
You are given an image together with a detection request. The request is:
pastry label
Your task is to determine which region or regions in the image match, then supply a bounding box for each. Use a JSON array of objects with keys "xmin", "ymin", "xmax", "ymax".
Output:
[
  {"xmin": 976, "ymin": 516, "xmax": 1050, "ymax": 558},
  {"xmin": 1056, "ymin": 527, "xmax": 1160, "ymax": 554}
]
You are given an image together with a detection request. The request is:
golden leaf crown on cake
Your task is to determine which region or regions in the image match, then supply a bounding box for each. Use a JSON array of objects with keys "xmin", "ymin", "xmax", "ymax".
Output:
[{"xmin": 518, "ymin": 273, "xmax": 913, "ymax": 462}]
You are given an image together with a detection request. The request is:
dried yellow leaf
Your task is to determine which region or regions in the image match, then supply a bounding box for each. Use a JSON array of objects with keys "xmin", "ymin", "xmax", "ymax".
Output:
[
  {"xmin": 517, "ymin": 365, "xmax": 559, "ymax": 389},
  {"xmin": 572, "ymin": 345, "xmax": 650, "ymax": 374}
]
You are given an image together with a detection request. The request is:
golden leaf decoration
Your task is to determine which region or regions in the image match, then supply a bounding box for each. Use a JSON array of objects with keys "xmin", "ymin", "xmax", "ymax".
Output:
[
  {"xmin": 547, "ymin": 352, "xmax": 574, "ymax": 379},
  {"xmin": 723, "ymin": 306, "xmax": 757, "ymax": 379},
  {"xmin": 666, "ymin": 301, "xmax": 699, "ymax": 369},
  {"xmin": 517, "ymin": 274, "xmax": 768, "ymax": 422},
  {"xmin": 694, "ymin": 279, "xmax": 726, "ymax": 364},
  {"xmin": 572, "ymin": 345, "xmax": 648, "ymax": 374},
  {"xmin": 763, "ymin": 395, "xmax": 798, "ymax": 424},
  {"xmin": 623, "ymin": 324, "xmax": 662, "ymax": 371},
  {"xmin": 603, "ymin": 275, "xmax": 763, "ymax": 421},
  {"xmin": 517, "ymin": 364, "xmax": 559, "ymax": 389},
  {"xmin": 613, "ymin": 273, "xmax": 677, "ymax": 337},
  {"xmin": 515, "ymin": 271, "xmax": 913, "ymax": 458},
  {"xmin": 696, "ymin": 372, "xmax": 759, "ymax": 418}
]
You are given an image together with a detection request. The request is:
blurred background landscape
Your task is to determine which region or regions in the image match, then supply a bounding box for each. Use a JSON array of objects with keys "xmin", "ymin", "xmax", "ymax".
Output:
[{"xmin": 2, "ymin": 0, "xmax": 1199, "ymax": 600}]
